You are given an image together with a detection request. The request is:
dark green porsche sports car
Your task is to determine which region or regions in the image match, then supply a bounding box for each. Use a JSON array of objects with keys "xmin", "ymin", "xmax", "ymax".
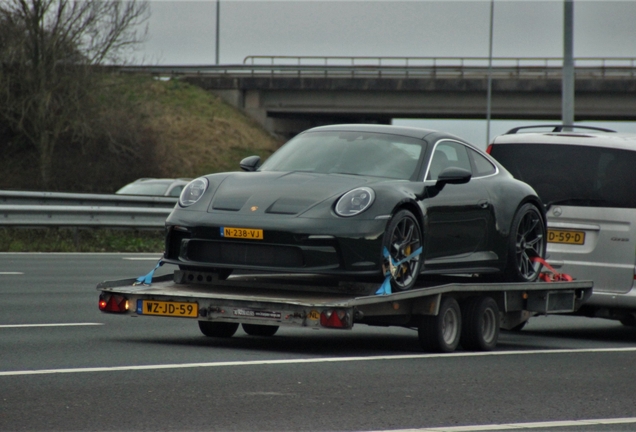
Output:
[{"xmin": 163, "ymin": 124, "xmax": 546, "ymax": 291}]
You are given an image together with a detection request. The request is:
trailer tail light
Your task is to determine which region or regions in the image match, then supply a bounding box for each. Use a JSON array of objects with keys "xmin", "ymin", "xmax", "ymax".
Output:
[
  {"xmin": 99, "ymin": 294, "xmax": 129, "ymax": 313},
  {"xmin": 320, "ymin": 309, "xmax": 350, "ymax": 329}
]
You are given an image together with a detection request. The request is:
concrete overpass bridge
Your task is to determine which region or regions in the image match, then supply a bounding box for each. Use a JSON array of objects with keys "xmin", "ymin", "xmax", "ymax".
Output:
[{"xmin": 124, "ymin": 56, "xmax": 636, "ymax": 138}]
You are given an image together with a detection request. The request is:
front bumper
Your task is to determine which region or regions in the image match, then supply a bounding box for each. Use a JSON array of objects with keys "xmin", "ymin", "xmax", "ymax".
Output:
[{"xmin": 163, "ymin": 214, "xmax": 388, "ymax": 275}]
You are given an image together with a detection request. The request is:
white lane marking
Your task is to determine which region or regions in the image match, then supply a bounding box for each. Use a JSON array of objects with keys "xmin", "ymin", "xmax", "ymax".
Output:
[
  {"xmin": 369, "ymin": 417, "xmax": 636, "ymax": 431},
  {"xmin": 0, "ymin": 272, "xmax": 24, "ymax": 275},
  {"xmin": 0, "ymin": 323, "xmax": 104, "ymax": 329},
  {"xmin": 122, "ymin": 257, "xmax": 162, "ymax": 261},
  {"xmin": 1, "ymin": 347, "xmax": 636, "ymax": 377}
]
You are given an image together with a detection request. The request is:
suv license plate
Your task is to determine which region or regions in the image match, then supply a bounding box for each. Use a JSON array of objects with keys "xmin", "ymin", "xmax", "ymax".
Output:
[
  {"xmin": 138, "ymin": 300, "xmax": 198, "ymax": 318},
  {"xmin": 547, "ymin": 229, "xmax": 585, "ymax": 245}
]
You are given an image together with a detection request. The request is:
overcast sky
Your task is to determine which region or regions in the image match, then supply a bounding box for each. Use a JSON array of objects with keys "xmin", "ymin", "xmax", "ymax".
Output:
[
  {"xmin": 138, "ymin": 0, "xmax": 636, "ymax": 146},
  {"xmin": 140, "ymin": 0, "xmax": 636, "ymax": 65}
]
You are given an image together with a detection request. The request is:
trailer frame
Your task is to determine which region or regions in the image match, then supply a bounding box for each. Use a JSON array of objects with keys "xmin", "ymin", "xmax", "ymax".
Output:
[{"xmin": 98, "ymin": 269, "xmax": 593, "ymax": 352}]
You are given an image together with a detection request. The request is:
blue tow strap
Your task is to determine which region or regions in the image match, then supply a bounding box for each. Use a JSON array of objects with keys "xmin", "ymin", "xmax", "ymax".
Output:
[
  {"xmin": 375, "ymin": 246, "xmax": 423, "ymax": 295},
  {"xmin": 376, "ymin": 275, "xmax": 393, "ymax": 296},
  {"xmin": 133, "ymin": 259, "xmax": 164, "ymax": 286}
]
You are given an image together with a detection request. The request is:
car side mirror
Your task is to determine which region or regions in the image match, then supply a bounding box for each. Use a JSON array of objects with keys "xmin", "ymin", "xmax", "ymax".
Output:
[
  {"xmin": 414, "ymin": 167, "xmax": 473, "ymax": 200},
  {"xmin": 435, "ymin": 167, "xmax": 472, "ymax": 187},
  {"xmin": 240, "ymin": 155, "xmax": 261, "ymax": 172}
]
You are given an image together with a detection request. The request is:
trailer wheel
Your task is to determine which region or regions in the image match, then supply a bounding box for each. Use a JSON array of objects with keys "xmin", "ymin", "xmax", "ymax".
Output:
[
  {"xmin": 242, "ymin": 324, "xmax": 279, "ymax": 337},
  {"xmin": 382, "ymin": 209, "xmax": 423, "ymax": 291},
  {"xmin": 198, "ymin": 321, "xmax": 239, "ymax": 338},
  {"xmin": 460, "ymin": 296, "xmax": 500, "ymax": 351},
  {"xmin": 505, "ymin": 203, "xmax": 546, "ymax": 282},
  {"xmin": 418, "ymin": 296, "xmax": 461, "ymax": 353}
]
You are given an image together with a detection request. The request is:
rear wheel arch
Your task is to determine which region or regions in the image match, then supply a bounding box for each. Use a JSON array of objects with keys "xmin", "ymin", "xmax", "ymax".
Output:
[
  {"xmin": 521, "ymin": 196, "xmax": 546, "ymax": 218},
  {"xmin": 503, "ymin": 197, "xmax": 546, "ymax": 238},
  {"xmin": 505, "ymin": 201, "xmax": 547, "ymax": 282},
  {"xmin": 512, "ymin": 198, "xmax": 547, "ymax": 238}
]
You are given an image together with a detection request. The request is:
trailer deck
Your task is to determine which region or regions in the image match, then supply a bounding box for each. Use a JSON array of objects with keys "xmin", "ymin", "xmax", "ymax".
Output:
[{"xmin": 98, "ymin": 269, "xmax": 593, "ymax": 352}]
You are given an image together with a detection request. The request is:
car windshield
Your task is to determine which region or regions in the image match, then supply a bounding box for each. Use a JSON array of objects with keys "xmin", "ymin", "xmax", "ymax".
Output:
[
  {"xmin": 116, "ymin": 183, "xmax": 170, "ymax": 196},
  {"xmin": 490, "ymin": 143, "xmax": 636, "ymax": 209},
  {"xmin": 259, "ymin": 131, "xmax": 424, "ymax": 180}
]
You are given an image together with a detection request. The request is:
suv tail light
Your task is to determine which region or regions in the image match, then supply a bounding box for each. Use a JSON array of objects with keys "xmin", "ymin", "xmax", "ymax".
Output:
[{"xmin": 486, "ymin": 144, "xmax": 493, "ymax": 154}]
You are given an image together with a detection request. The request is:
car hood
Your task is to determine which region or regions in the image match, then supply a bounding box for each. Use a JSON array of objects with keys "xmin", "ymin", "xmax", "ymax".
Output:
[{"xmin": 208, "ymin": 171, "xmax": 372, "ymax": 215}]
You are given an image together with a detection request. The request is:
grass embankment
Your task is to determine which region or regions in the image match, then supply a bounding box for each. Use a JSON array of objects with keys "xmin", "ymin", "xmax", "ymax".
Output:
[
  {"xmin": 135, "ymin": 76, "xmax": 281, "ymax": 177},
  {"xmin": 1, "ymin": 75, "xmax": 283, "ymax": 252},
  {"xmin": 0, "ymin": 228, "xmax": 164, "ymax": 253}
]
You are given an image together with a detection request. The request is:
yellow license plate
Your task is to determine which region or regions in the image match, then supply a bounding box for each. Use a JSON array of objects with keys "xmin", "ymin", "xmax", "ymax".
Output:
[
  {"xmin": 547, "ymin": 229, "xmax": 585, "ymax": 245},
  {"xmin": 140, "ymin": 300, "xmax": 198, "ymax": 318},
  {"xmin": 221, "ymin": 227, "xmax": 264, "ymax": 240}
]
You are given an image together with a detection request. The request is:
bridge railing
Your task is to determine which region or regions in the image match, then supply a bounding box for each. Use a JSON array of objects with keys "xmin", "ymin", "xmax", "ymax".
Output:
[
  {"xmin": 114, "ymin": 56, "xmax": 636, "ymax": 80},
  {"xmin": 243, "ymin": 55, "xmax": 636, "ymax": 69}
]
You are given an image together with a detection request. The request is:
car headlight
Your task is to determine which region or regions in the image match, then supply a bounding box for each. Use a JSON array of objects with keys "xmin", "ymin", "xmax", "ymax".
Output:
[
  {"xmin": 335, "ymin": 187, "xmax": 375, "ymax": 217},
  {"xmin": 179, "ymin": 178, "xmax": 209, "ymax": 207}
]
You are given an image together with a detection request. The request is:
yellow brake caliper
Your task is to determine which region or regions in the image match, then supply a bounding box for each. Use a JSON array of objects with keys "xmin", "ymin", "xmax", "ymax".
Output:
[{"xmin": 401, "ymin": 245, "xmax": 412, "ymax": 275}]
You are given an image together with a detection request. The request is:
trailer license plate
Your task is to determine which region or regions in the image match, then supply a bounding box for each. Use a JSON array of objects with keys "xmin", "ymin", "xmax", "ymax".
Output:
[
  {"xmin": 221, "ymin": 227, "xmax": 264, "ymax": 240},
  {"xmin": 547, "ymin": 229, "xmax": 585, "ymax": 245},
  {"xmin": 139, "ymin": 300, "xmax": 198, "ymax": 318}
]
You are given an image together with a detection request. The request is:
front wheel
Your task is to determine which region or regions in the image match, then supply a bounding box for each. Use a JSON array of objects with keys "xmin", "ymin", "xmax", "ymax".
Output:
[
  {"xmin": 505, "ymin": 203, "xmax": 546, "ymax": 282},
  {"xmin": 382, "ymin": 209, "xmax": 423, "ymax": 291}
]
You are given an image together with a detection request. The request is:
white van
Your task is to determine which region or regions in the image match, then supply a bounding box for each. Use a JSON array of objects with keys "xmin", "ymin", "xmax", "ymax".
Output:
[{"xmin": 488, "ymin": 125, "xmax": 636, "ymax": 325}]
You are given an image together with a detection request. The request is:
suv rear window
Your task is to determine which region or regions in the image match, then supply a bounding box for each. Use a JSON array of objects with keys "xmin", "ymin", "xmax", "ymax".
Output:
[{"xmin": 490, "ymin": 143, "xmax": 636, "ymax": 209}]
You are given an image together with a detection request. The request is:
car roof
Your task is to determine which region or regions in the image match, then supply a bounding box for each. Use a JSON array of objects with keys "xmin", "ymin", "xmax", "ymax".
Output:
[
  {"xmin": 302, "ymin": 124, "xmax": 482, "ymax": 150},
  {"xmin": 492, "ymin": 131, "xmax": 636, "ymax": 152},
  {"xmin": 304, "ymin": 123, "xmax": 450, "ymax": 141}
]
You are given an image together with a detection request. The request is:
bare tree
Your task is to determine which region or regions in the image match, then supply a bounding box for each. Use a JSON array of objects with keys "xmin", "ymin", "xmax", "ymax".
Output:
[{"xmin": 0, "ymin": 0, "xmax": 149, "ymax": 188}]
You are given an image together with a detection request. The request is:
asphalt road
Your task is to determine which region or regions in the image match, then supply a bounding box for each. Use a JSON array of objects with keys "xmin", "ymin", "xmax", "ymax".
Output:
[{"xmin": 1, "ymin": 253, "xmax": 636, "ymax": 432}]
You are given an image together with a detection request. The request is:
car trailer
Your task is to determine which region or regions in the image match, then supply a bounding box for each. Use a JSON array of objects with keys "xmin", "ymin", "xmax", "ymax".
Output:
[{"xmin": 98, "ymin": 269, "xmax": 593, "ymax": 353}]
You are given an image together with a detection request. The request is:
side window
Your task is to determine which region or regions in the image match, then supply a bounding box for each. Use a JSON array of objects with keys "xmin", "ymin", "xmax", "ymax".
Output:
[
  {"xmin": 427, "ymin": 141, "xmax": 472, "ymax": 180},
  {"xmin": 470, "ymin": 149, "xmax": 496, "ymax": 177}
]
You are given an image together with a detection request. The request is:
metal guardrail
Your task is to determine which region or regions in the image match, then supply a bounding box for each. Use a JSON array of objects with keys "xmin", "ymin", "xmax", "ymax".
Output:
[
  {"xmin": 0, "ymin": 190, "xmax": 177, "ymax": 207},
  {"xmin": 0, "ymin": 191, "xmax": 176, "ymax": 229},
  {"xmin": 0, "ymin": 205, "xmax": 171, "ymax": 228},
  {"xmin": 112, "ymin": 56, "xmax": 636, "ymax": 80}
]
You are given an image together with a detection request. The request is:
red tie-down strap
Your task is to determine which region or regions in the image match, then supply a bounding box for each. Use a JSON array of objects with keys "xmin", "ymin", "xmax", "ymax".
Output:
[{"xmin": 530, "ymin": 256, "xmax": 574, "ymax": 282}]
